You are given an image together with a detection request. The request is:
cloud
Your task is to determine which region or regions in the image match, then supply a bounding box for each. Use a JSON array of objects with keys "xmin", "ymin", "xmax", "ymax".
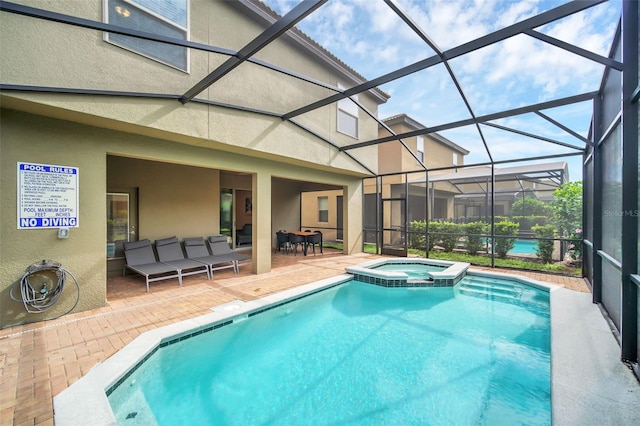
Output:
[
  {"xmin": 323, "ymin": 0, "xmax": 354, "ymax": 30},
  {"xmin": 261, "ymin": 0, "xmax": 619, "ymax": 177}
]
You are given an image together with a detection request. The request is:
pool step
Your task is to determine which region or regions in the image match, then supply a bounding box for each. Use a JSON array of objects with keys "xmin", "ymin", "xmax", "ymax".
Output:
[{"xmin": 455, "ymin": 279, "xmax": 523, "ymax": 302}]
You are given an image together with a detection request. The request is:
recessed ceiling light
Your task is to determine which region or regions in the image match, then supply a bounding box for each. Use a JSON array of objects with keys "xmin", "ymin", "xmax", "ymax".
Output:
[{"xmin": 115, "ymin": 6, "xmax": 130, "ymax": 18}]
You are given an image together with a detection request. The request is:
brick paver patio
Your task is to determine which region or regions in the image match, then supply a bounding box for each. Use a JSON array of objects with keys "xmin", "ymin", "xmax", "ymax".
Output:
[{"xmin": 0, "ymin": 250, "xmax": 589, "ymax": 426}]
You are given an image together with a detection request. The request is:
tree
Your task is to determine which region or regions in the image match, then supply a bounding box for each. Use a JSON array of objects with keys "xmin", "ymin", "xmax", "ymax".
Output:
[
  {"xmin": 511, "ymin": 196, "xmax": 550, "ymax": 217},
  {"xmin": 550, "ymin": 181, "xmax": 583, "ymax": 260},
  {"xmin": 550, "ymin": 181, "xmax": 582, "ymax": 233}
]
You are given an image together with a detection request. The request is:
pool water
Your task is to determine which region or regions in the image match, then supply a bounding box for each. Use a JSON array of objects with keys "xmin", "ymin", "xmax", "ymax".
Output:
[
  {"xmin": 482, "ymin": 238, "xmax": 539, "ymax": 255},
  {"xmin": 510, "ymin": 239, "xmax": 539, "ymax": 255},
  {"xmin": 373, "ymin": 262, "xmax": 446, "ymax": 278},
  {"xmin": 109, "ymin": 278, "xmax": 550, "ymax": 425}
]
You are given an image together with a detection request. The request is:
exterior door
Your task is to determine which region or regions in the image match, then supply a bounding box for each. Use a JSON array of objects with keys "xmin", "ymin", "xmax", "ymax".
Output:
[
  {"xmin": 220, "ymin": 188, "xmax": 233, "ymax": 239},
  {"xmin": 336, "ymin": 195, "xmax": 343, "ymax": 240},
  {"xmin": 106, "ymin": 188, "xmax": 138, "ymax": 257},
  {"xmin": 381, "ymin": 198, "xmax": 407, "ymax": 256}
]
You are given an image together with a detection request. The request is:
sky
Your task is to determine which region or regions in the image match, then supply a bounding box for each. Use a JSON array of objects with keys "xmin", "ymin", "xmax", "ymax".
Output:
[{"xmin": 261, "ymin": 0, "xmax": 622, "ymax": 181}]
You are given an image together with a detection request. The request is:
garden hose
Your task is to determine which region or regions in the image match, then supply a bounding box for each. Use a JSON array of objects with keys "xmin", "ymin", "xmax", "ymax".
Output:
[{"xmin": 10, "ymin": 260, "xmax": 80, "ymax": 316}]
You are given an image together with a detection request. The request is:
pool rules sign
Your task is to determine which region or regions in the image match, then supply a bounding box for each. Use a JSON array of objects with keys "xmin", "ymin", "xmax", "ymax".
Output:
[{"xmin": 18, "ymin": 162, "xmax": 79, "ymax": 229}]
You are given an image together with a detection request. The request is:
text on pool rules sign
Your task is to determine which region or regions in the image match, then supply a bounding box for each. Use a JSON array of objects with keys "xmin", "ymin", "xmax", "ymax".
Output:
[{"xmin": 17, "ymin": 162, "xmax": 79, "ymax": 229}]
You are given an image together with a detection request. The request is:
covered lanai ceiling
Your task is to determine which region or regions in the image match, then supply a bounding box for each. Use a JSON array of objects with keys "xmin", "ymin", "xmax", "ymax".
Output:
[{"xmin": 0, "ymin": 0, "xmax": 623, "ymax": 178}]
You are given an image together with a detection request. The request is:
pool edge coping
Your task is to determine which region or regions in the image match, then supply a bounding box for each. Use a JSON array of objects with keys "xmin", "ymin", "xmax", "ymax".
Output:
[
  {"xmin": 54, "ymin": 263, "xmax": 564, "ymax": 426},
  {"xmin": 53, "ymin": 273, "xmax": 353, "ymax": 426}
]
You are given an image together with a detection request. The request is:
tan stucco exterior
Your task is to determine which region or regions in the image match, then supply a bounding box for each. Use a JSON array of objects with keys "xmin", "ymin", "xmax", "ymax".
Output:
[
  {"xmin": 304, "ymin": 113, "xmax": 470, "ymax": 236},
  {"xmin": 300, "ymin": 190, "xmax": 342, "ymax": 241},
  {"xmin": 0, "ymin": 0, "xmax": 383, "ymax": 327},
  {"xmin": 0, "ymin": 1, "xmax": 383, "ymax": 169},
  {"xmin": 377, "ymin": 114, "xmax": 468, "ymax": 174}
]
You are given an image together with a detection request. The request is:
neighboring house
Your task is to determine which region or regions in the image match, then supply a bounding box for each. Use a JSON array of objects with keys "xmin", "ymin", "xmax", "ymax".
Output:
[
  {"xmin": 370, "ymin": 114, "xmax": 470, "ymax": 222},
  {"xmin": 303, "ymin": 113, "xmax": 469, "ymax": 238},
  {"xmin": 377, "ymin": 114, "xmax": 469, "ymax": 173},
  {"xmin": 303, "ymin": 113, "xmax": 567, "ymax": 247},
  {"xmin": 442, "ymin": 162, "xmax": 569, "ymax": 220},
  {"xmin": 0, "ymin": 0, "xmax": 389, "ymax": 327},
  {"xmin": 371, "ymin": 114, "xmax": 567, "ymax": 222}
]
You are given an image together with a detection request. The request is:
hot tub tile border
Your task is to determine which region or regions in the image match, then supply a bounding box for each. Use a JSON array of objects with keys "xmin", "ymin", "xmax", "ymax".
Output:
[{"xmin": 346, "ymin": 258, "xmax": 469, "ymax": 288}]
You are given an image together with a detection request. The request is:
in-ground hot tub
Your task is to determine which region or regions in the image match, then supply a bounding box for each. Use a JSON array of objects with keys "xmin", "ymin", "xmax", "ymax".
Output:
[{"xmin": 345, "ymin": 257, "xmax": 470, "ymax": 287}]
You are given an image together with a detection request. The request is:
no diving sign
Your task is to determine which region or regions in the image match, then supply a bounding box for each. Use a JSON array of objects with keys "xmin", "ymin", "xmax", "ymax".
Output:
[{"xmin": 17, "ymin": 162, "xmax": 79, "ymax": 229}]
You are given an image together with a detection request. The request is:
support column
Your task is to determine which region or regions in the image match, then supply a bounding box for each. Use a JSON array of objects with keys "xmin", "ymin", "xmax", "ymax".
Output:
[
  {"xmin": 253, "ymin": 171, "xmax": 271, "ymax": 274},
  {"xmin": 592, "ymin": 95, "xmax": 603, "ymax": 303},
  {"xmin": 620, "ymin": 0, "xmax": 639, "ymax": 362},
  {"xmin": 343, "ymin": 179, "xmax": 363, "ymax": 254}
]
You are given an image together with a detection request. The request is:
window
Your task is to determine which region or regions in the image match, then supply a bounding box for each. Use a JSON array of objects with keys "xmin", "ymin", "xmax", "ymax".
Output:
[
  {"xmin": 416, "ymin": 136, "xmax": 424, "ymax": 163},
  {"xmin": 453, "ymin": 152, "xmax": 459, "ymax": 165},
  {"xmin": 337, "ymin": 83, "xmax": 359, "ymax": 138},
  {"xmin": 105, "ymin": 0, "xmax": 189, "ymax": 71},
  {"xmin": 318, "ymin": 196, "xmax": 329, "ymax": 223}
]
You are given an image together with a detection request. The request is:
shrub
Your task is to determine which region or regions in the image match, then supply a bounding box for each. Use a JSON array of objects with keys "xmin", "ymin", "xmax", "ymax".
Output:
[
  {"xmin": 428, "ymin": 221, "xmax": 443, "ymax": 251},
  {"xmin": 532, "ymin": 224, "xmax": 556, "ymax": 264},
  {"xmin": 409, "ymin": 220, "xmax": 427, "ymax": 250},
  {"xmin": 494, "ymin": 220, "xmax": 519, "ymax": 258},
  {"xmin": 439, "ymin": 222, "xmax": 462, "ymax": 252},
  {"xmin": 465, "ymin": 221, "xmax": 488, "ymax": 255},
  {"xmin": 511, "ymin": 196, "xmax": 550, "ymax": 216},
  {"xmin": 511, "ymin": 215, "xmax": 549, "ymax": 231},
  {"xmin": 566, "ymin": 227, "xmax": 583, "ymax": 261},
  {"xmin": 494, "ymin": 215, "xmax": 509, "ymax": 224},
  {"xmin": 410, "ymin": 221, "xmax": 448, "ymax": 252},
  {"xmin": 428, "ymin": 221, "xmax": 461, "ymax": 252}
]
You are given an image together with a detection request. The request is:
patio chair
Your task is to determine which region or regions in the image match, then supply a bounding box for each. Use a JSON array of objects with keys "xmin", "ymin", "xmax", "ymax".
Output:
[
  {"xmin": 207, "ymin": 235, "xmax": 252, "ymax": 272},
  {"xmin": 155, "ymin": 237, "xmax": 211, "ymax": 280},
  {"xmin": 307, "ymin": 231, "xmax": 323, "ymax": 255},
  {"xmin": 122, "ymin": 239, "xmax": 182, "ymax": 292},
  {"xmin": 183, "ymin": 237, "xmax": 237, "ymax": 275},
  {"xmin": 236, "ymin": 224, "xmax": 252, "ymax": 246},
  {"xmin": 275, "ymin": 231, "xmax": 290, "ymax": 254},
  {"xmin": 287, "ymin": 233, "xmax": 306, "ymax": 256}
]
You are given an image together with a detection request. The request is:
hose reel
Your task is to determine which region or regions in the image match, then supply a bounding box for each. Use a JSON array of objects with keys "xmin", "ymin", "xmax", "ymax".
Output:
[{"xmin": 10, "ymin": 260, "xmax": 80, "ymax": 316}]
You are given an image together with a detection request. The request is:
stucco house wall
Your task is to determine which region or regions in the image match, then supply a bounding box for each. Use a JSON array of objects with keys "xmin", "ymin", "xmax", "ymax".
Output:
[
  {"xmin": 300, "ymin": 190, "xmax": 341, "ymax": 241},
  {"xmin": 0, "ymin": 0, "xmax": 382, "ymax": 327}
]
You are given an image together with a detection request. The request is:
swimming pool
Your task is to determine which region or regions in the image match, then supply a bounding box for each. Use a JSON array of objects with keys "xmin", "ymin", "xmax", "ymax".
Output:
[
  {"xmin": 107, "ymin": 274, "xmax": 550, "ymax": 425},
  {"xmin": 509, "ymin": 239, "xmax": 539, "ymax": 255},
  {"xmin": 482, "ymin": 238, "xmax": 539, "ymax": 255}
]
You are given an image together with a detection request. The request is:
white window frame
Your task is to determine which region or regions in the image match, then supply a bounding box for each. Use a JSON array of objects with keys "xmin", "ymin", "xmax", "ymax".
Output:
[
  {"xmin": 416, "ymin": 136, "xmax": 425, "ymax": 163},
  {"xmin": 337, "ymin": 83, "xmax": 359, "ymax": 138},
  {"xmin": 318, "ymin": 196, "xmax": 329, "ymax": 223},
  {"xmin": 103, "ymin": 0, "xmax": 190, "ymax": 72},
  {"xmin": 453, "ymin": 152, "xmax": 459, "ymax": 166}
]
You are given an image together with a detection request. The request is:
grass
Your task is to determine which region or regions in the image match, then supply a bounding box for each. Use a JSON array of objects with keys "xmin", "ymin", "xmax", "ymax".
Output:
[
  {"xmin": 323, "ymin": 242, "xmax": 378, "ymax": 254},
  {"xmin": 422, "ymin": 250, "xmax": 580, "ymax": 276},
  {"xmin": 323, "ymin": 241, "xmax": 581, "ymax": 276}
]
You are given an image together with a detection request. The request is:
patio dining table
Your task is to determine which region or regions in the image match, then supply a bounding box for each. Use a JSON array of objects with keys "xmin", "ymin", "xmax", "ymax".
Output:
[{"xmin": 289, "ymin": 231, "xmax": 321, "ymax": 256}]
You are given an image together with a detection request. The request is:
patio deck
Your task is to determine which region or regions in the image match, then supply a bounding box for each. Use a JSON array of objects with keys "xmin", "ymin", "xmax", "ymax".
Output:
[{"xmin": 1, "ymin": 250, "xmax": 637, "ymax": 425}]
